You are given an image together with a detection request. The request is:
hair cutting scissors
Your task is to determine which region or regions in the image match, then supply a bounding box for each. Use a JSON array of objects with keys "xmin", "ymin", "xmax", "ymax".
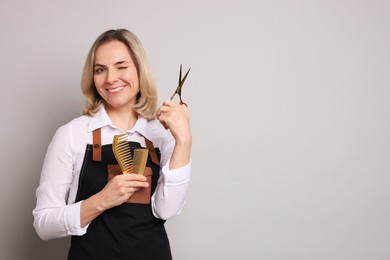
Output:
[{"xmin": 170, "ymin": 64, "xmax": 191, "ymax": 106}]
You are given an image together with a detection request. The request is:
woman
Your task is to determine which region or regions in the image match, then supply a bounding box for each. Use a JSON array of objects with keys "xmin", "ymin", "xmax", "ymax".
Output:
[{"xmin": 33, "ymin": 29, "xmax": 192, "ymax": 260}]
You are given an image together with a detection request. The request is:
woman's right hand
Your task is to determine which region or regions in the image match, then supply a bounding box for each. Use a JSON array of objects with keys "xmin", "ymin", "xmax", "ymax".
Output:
[
  {"xmin": 80, "ymin": 173, "xmax": 148, "ymax": 228},
  {"xmin": 96, "ymin": 174, "xmax": 149, "ymax": 210}
]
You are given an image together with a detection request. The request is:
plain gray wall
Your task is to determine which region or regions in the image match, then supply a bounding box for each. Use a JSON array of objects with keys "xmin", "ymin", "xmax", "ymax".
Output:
[{"xmin": 1, "ymin": 0, "xmax": 389, "ymax": 259}]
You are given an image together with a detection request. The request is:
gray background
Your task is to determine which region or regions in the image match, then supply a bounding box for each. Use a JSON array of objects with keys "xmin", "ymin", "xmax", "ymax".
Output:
[{"xmin": 1, "ymin": 0, "xmax": 389, "ymax": 259}]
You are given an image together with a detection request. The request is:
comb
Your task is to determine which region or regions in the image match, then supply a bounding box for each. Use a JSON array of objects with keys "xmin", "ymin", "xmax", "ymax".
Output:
[
  {"xmin": 112, "ymin": 134, "xmax": 133, "ymax": 174},
  {"xmin": 112, "ymin": 134, "xmax": 149, "ymax": 175},
  {"xmin": 133, "ymin": 149, "xmax": 149, "ymax": 175}
]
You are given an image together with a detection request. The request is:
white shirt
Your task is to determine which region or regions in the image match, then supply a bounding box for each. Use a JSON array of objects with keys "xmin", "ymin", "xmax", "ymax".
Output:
[{"xmin": 33, "ymin": 107, "xmax": 191, "ymax": 240}]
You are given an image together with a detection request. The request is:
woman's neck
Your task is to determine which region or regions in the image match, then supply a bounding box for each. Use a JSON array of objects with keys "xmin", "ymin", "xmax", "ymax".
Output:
[{"xmin": 105, "ymin": 105, "xmax": 138, "ymax": 131}]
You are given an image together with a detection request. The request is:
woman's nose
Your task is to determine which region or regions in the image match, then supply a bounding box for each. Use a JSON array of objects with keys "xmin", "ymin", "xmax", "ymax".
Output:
[{"xmin": 107, "ymin": 69, "xmax": 118, "ymax": 84}]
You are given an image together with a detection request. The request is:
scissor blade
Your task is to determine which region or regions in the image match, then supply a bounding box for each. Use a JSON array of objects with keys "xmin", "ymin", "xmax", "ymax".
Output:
[
  {"xmin": 178, "ymin": 64, "xmax": 182, "ymax": 87},
  {"xmin": 170, "ymin": 65, "xmax": 191, "ymax": 102},
  {"xmin": 179, "ymin": 67, "xmax": 191, "ymax": 87}
]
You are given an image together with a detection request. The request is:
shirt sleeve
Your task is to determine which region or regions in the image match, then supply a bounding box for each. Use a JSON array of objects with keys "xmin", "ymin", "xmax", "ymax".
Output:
[
  {"xmin": 151, "ymin": 130, "xmax": 191, "ymax": 220},
  {"xmin": 32, "ymin": 124, "xmax": 88, "ymax": 240}
]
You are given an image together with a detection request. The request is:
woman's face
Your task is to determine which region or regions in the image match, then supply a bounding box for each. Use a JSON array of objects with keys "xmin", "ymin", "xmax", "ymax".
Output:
[{"xmin": 93, "ymin": 40, "xmax": 139, "ymax": 112}]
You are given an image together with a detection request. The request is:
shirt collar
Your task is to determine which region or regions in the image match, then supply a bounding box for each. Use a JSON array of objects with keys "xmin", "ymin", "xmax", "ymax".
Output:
[
  {"xmin": 87, "ymin": 106, "xmax": 113, "ymax": 132},
  {"xmin": 87, "ymin": 106, "xmax": 158, "ymax": 140},
  {"xmin": 129, "ymin": 116, "xmax": 156, "ymax": 141}
]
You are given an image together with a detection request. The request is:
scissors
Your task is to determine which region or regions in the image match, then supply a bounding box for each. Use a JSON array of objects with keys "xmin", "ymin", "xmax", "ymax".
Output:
[{"xmin": 170, "ymin": 64, "xmax": 191, "ymax": 106}]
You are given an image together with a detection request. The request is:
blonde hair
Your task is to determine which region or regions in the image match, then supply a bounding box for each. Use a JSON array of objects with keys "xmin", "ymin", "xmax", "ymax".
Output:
[{"xmin": 81, "ymin": 29, "xmax": 158, "ymax": 120}]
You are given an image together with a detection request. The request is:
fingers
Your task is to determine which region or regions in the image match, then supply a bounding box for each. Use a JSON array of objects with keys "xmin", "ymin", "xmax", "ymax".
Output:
[
  {"xmin": 157, "ymin": 100, "xmax": 189, "ymax": 116},
  {"xmin": 156, "ymin": 100, "xmax": 190, "ymax": 129},
  {"xmin": 114, "ymin": 174, "xmax": 149, "ymax": 189},
  {"xmin": 99, "ymin": 174, "xmax": 149, "ymax": 208}
]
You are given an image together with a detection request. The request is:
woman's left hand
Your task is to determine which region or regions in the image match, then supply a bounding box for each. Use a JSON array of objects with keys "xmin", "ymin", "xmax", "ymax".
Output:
[{"xmin": 156, "ymin": 100, "xmax": 191, "ymax": 144}]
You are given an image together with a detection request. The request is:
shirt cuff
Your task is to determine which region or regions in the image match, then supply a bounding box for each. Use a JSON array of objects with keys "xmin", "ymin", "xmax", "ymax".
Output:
[
  {"xmin": 64, "ymin": 201, "xmax": 89, "ymax": 236},
  {"xmin": 160, "ymin": 159, "xmax": 191, "ymax": 186}
]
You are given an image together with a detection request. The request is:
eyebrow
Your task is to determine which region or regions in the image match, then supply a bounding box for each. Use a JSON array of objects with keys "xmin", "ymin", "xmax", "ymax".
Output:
[{"xmin": 94, "ymin": 61, "xmax": 129, "ymax": 67}]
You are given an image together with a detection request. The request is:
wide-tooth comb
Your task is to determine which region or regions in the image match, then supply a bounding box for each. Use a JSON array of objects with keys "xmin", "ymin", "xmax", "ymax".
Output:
[
  {"xmin": 112, "ymin": 134, "xmax": 150, "ymax": 175},
  {"xmin": 112, "ymin": 134, "xmax": 133, "ymax": 174}
]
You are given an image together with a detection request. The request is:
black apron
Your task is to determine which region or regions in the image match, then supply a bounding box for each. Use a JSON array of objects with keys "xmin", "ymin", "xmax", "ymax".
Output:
[{"xmin": 68, "ymin": 128, "xmax": 172, "ymax": 260}]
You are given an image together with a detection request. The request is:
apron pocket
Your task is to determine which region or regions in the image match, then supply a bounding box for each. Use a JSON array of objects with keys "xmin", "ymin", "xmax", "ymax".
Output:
[{"xmin": 107, "ymin": 164, "xmax": 152, "ymax": 204}]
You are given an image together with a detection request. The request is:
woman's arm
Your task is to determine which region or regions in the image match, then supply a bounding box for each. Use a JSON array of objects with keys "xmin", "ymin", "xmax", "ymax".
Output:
[
  {"xmin": 79, "ymin": 173, "xmax": 148, "ymax": 227},
  {"xmin": 33, "ymin": 124, "xmax": 85, "ymax": 240},
  {"xmin": 156, "ymin": 100, "xmax": 192, "ymax": 169},
  {"xmin": 152, "ymin": 100, "xmax": 192, "ymax": 219},
  {"xmin": 33, "ymin": 124, "xmax": 150, "ymax": 238}
]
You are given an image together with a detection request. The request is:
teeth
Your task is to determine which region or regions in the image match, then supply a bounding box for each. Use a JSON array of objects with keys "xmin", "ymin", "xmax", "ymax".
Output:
[{"xmin": 108, "ymin": 86, "xmax": 125, "ymax": 93}]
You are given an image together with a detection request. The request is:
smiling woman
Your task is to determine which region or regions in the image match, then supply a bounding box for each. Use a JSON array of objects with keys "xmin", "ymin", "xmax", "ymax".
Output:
[
  {"xmin": 32, "ymin": 29, "xmax": 192, "ymax": 260},
  {"xmin": 93, "ymin": 41, "xmax": 140, "ymax": 129},
  {"xmin": 81, "ymin": 29, "xmax": 158, "ymax": 122}
]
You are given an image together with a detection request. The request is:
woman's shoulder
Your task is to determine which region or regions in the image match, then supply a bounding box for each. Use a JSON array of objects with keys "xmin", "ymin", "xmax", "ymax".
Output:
[
  {"xmin": 53, "ymin": 114, "xmax": 91, "ymax": 140},
  {"xmin": 58, "ymin": 114, "xmax": 90, "ymax": 130},
  {"xmin": 138, "ymin": 118, "xmax": 174, "ymax": 147}
]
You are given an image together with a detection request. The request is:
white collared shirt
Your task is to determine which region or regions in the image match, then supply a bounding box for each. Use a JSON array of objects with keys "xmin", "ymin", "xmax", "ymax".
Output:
[{"xmin": 33, "ymin": 107, "xmax": 191, "ymax": 240}]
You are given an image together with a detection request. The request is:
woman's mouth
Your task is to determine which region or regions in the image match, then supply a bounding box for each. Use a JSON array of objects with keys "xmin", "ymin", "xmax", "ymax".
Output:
[{"xmin": 107, "ymin": 86, "xmax": 125, "ymax": 94}]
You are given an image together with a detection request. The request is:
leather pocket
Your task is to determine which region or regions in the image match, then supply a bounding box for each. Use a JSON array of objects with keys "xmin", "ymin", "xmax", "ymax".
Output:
[{"xmin": 107, "ymin": 164, "xmax": 152, "ymax": 204}]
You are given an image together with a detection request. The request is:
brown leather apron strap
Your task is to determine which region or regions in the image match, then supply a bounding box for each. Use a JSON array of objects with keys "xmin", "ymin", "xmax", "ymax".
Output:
[
  {"xmin": 92, "ymin": 128, "xmax": 102, "ymax": 162},
  {"xmin": 144, "ymin": 137, "xmax": 160, "ymax": 166},
  {"xmin": 92, "ymin": 128, "xmax": 157, "ymax": 165}
]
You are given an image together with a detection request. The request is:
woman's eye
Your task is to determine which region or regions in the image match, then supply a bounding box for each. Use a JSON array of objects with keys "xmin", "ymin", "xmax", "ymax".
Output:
[
  {"xmin": 118, "ymin": 66, "xmax": 128, "ymax": 70},
  {"xmin": 94, "ymin": 68, "xmax": 104, "ymax": 74}
]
